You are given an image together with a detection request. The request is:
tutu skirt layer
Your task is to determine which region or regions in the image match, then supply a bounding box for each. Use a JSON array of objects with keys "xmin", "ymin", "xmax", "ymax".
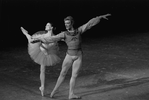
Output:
[{"xmin": 28, "ymin": 42, "xmax": 61, "ymax": 66}]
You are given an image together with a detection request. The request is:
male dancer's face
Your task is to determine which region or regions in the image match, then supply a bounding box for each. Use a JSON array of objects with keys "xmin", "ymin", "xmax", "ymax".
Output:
[{"xmin": 64, "ymin": 20, "xmax": 72, "ymax": 31}]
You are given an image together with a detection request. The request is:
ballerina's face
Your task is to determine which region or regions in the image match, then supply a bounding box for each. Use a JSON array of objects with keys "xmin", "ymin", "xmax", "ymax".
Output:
[{"xmin": 45, "ymin": 23, "xmax": 53, "ymax": 31}]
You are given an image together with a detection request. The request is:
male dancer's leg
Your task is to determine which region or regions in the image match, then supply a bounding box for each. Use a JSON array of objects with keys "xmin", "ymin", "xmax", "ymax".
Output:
[
  {"xmin": 39, "ymin": 65, "xmax": 46, "ymax": 96},
  {"xmin": 69, "ymin": 54, "xmax": 82, "ymax": 99},
  {"xmin": 50, "ymin": 54, "xmax": 73, "ymax": 97}
]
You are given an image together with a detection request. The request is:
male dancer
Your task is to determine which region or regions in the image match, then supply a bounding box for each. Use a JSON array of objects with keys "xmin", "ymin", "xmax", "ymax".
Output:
[{"xmin": 49, "ymin": 14, "xmax": 111, "ymax": 99}]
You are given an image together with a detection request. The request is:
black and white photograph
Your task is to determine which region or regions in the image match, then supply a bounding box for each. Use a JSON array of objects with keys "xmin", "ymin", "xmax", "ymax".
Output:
[{"xmin": 1, "ymin": 0, "xmax": 149, "ymax": 100}]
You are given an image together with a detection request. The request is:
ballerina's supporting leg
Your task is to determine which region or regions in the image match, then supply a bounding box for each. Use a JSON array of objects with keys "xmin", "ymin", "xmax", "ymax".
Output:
[{"xmin": 39, "ymin": 64, "xmax": 46, "ymax": 96}]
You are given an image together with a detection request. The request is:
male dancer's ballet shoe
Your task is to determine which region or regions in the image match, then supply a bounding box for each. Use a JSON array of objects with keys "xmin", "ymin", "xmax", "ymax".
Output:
[
  {"xmin": 39, "ymin": 86, "xmax": 44, "ymax": 96},
  {"xmin": 50, "ymin": 90, "xmax": 60, "ymax": 98},
  {"xmin": 50, "ymin": 91, "xmax": 56, "ymax": 98},
  {"xmin": 69, "ymin": 94, "xmax": 81, "ymax": 99}
]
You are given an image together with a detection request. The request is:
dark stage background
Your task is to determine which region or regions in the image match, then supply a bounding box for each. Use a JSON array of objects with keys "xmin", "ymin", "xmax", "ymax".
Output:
[
  {"xmin": 0, "ymin": 0, "xmax": 149, "ymax": 48},
  {"xmin": 1, "ymin": 1, "xmax": 149, "ymax": 99}
]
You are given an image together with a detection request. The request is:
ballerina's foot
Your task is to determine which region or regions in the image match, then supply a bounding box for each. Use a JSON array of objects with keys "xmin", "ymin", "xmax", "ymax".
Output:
[
  {"xmin": 69, "ymin": 94, "xmax": 81, "ymax": 99},
  {"xmin": 39, "ymin": 86, "xmax": 44, "ymax": 96}
]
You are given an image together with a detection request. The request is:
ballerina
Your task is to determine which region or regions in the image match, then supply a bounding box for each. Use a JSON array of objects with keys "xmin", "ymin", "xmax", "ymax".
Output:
[{"xmin": 20, "ymin": 23, "xmax": 61, "ymax": 96}]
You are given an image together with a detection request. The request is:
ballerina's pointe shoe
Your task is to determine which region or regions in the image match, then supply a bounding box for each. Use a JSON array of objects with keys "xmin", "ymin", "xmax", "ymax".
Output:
[{"xmin": 39, "ymin": 86, "xmax": 44, "ymax": 96}]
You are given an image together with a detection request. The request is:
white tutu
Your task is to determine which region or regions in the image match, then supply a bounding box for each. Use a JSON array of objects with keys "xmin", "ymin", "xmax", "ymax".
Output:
[{"xmin": 28, "ymin": 42, "xmax": 61, "ymax": 66}]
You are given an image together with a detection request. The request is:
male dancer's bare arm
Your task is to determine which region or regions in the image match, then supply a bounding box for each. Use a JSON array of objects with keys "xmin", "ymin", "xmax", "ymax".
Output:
[
  {"xmin": 78, "ymin": 14, "xmax": 111, "ymax": 33},
  {"xmin": 45, "ymin": 32, "xmax": 65, "ymax": 42}
]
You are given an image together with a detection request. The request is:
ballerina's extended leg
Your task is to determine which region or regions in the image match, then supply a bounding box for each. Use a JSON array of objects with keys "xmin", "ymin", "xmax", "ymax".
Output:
[{"xmin": 20, "ymin": 27, "xmax": 31, "ymax": 43}]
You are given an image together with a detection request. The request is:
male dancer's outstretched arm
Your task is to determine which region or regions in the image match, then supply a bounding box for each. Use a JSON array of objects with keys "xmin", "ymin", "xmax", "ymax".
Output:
[
  {"xmin": 78, "ymin": 14, "xmax": 111, "ymax": 33},
  {"xmin": 45, "ymin": 31, "xmax": 65, "ymax": 42}
]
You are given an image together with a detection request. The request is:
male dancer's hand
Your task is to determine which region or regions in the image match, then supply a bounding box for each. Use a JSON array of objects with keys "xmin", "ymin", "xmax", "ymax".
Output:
[{"xmin": 100, "ymin": 14, "xmax": 111, "ymax": 20}]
